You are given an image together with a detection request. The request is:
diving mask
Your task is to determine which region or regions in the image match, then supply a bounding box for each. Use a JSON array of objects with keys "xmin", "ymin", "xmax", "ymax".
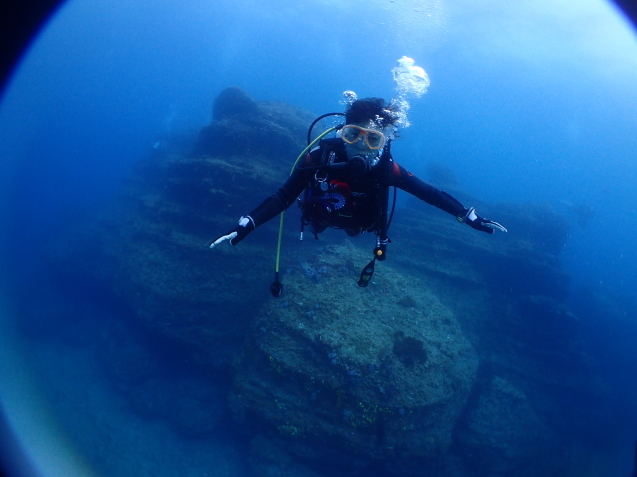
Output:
[{"xmin": 341, "ymin": 125, "xmax": 386, "ymax": 150}]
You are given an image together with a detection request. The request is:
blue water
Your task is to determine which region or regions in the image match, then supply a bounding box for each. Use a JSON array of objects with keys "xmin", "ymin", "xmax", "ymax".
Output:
[{"xmin": 1, "ymin": 0, "xmax": 637, "ymax": 475}]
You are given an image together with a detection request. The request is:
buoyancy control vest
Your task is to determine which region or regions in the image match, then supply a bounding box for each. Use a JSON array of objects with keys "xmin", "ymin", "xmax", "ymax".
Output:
[
  {"xmin": 269, "ymin": 115, "xmax": 396, "ymax": 296},
  {"xmin": 298, "ymin": 138, "xmax": 389, "ymax": 238}
]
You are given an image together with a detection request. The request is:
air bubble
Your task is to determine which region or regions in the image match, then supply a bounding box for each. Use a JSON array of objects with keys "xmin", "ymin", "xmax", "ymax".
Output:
[{"xmin": 391, "ymin": 56, "xmax": 430, "ymax": 128}]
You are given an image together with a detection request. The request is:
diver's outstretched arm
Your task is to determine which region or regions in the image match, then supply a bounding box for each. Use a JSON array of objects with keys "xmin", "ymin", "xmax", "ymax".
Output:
[{"xmin": 390, "ymin": 163, "xmax": 507, "ymax": 234}]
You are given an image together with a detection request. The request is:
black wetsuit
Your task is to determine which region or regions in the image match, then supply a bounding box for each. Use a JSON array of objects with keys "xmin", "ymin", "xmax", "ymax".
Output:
[{"xmin": 245, "ymin": 138, "xmax": 467, "ymax": 236}]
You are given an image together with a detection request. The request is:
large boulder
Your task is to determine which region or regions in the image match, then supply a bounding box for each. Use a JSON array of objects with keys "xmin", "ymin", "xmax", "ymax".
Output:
[{"xmin": 230, "ymin": 241, "xmax": 479, "ymax": 476}]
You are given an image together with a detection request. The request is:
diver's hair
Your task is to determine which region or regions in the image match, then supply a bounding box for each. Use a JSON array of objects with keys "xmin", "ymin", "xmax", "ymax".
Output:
[{"xmin": 345, "ymin": 98, "xmax": 400, "ymax": 129}]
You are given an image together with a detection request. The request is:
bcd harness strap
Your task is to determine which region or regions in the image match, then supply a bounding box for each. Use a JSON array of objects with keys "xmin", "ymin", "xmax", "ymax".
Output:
[{"xmin": 358, "ymin": 142, "xmax": 394, "ymax": 287}]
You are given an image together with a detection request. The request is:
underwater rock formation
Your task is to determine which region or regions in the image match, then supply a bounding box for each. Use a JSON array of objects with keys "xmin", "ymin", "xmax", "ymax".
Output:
[
  {"xmin": 231, "ymin": 242, "xmax": 479, "ymax": 476},
  {"xmin": 54, "ymin": 88, "xmax": 315, "ymax": 371},
  {"xmin": 393, "ymin": 196, "xmax": 571, "ymax": 299},
  {"xmin": 194, "ymin": 85, "xmax": 315, "ymax": 160},
  {"xmin": 456, "ymin": 375, "xmax": 561, "ymax": 475},
  {"xmin": 53, "ymin": 87, "xmax": 610, "ymax": 475}
]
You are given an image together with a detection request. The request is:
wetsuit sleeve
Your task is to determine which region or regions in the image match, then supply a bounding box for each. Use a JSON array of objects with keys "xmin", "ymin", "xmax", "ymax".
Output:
[
  {"xmin": 245, "ymin": 159, "xmax": 309, "ymax": 227},
  {"xmin": 388, "ymin": 162, "xmax": 466, "ymax": 217}
]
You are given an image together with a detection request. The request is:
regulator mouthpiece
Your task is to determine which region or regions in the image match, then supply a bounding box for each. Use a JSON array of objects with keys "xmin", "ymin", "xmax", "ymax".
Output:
[{"xmin": 348, "ymin": 155, "xmax": 370, "ymax": 176}]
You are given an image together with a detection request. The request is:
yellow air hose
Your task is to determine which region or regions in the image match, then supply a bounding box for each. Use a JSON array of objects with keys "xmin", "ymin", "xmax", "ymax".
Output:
[{"xmin": 271, "ymin": 126, "xmax": 339, "ymax": 295}]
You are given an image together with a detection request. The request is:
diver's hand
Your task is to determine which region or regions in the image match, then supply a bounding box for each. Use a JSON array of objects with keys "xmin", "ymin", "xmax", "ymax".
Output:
[
  {"xmin": 459, "ymin": 207, "xmax": 507, "ymax": 234},
  {"xmin": 209, "ymin": 216, "xmax": 255, "ymax": 248}
]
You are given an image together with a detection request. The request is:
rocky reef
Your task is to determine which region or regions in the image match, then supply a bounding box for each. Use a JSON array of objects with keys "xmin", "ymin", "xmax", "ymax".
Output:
[
  {"xmin": 54, "ymin": 87, "xmax": 316, "ymax": 370},
  {"xmin": 53, "ymin": 87, "xmax": 614, "ymax": 476},
  {"xmin": 231, "ymin": 242, "xmax": 478, "ymax": 476},
  {"xmin": 194, "ymin": 86, "xmax": 314, "ymax": 160}
]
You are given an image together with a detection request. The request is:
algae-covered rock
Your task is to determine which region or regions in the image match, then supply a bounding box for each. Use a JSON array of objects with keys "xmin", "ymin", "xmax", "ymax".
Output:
[
  {"xmin": 231, "ymin": 241, "xmax": 479, "ymax": 476},
  {"xmin": 393, "ymin": 196, "xmax": 571, "ymax": 300},
  {"xmin": 54, "ymin": 87, "xmax": 316, "ymax": 370},
  {"xmin": 455, "ymin": 376, "xmax": 560, "ymax": 475},
  {"xmin": 194, "ymin": 86, "xmax": 316, "ymax": 160},
  {"xmin": 51, "ymin": 88, "xmax": 609, "ymax": 473}
]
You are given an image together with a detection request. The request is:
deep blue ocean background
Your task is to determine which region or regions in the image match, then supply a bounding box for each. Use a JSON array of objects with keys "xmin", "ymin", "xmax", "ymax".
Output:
[{"xmin": 1, "ymin": 0, "xmax": 637, "ymax": 475}]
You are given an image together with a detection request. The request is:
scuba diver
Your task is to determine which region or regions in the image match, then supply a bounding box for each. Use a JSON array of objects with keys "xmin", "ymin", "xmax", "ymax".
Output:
[{"xmin": 211, "ymin": 97, "xmax": 506, "ymax": 295}]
